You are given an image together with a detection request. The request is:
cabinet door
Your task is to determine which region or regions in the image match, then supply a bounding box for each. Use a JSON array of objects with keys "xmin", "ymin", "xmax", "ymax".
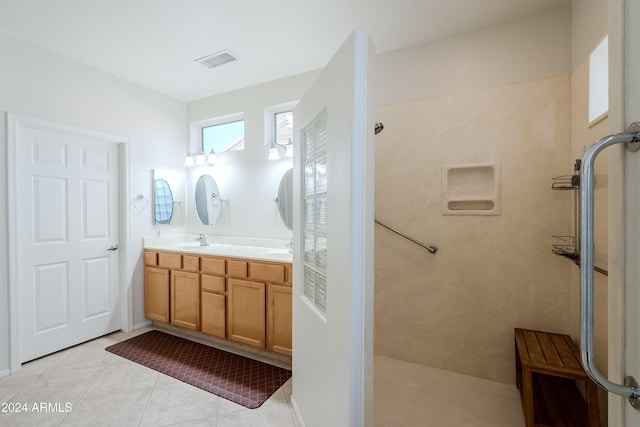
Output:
[
  {"xmin": 201, "ymin": 292, "xmax": 225, "ymax": 339},
  {"xmin": 144, "ymin": 266, "xmax": 169, "ymax": 323},
  {"xmin": 227, "ymin": 278, "xmax": 265, "ymax": 348},
  {"xmin": 170, "ymin": 270, "xmax": 200, "ymax": 330},
  {"xmin": 267, "ymin": 284, "xmax": 292, "ymax": 356}
]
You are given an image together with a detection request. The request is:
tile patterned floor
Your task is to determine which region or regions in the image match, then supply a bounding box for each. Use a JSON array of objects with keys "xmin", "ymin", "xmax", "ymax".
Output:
[
  {"xmin": 105, "ymin": 330, "xmax": 291, "ymax": 409},
  {"xmin": 0, "ymin": 328, "xmax": 297, "ymax": 427},
  {"xmin": 0, "ymin": 327, "xmax": 525, "ymax": 426}
]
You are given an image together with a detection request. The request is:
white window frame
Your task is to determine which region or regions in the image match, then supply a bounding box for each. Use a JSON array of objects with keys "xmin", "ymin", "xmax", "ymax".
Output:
[
  {"xmin": 264, "ymin": 101, "xmax": 298, "ymax": 148},
  {"xmin": 190, "ymin": 112, "xmax": 245, "ymax": 154}
]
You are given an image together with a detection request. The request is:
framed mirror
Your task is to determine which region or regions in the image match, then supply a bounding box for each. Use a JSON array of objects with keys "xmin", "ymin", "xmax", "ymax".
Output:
[
  {"xmin": 153, "ymin": 169, "xmax": 185, "ymax": 225},
  {"xmin": 195, "ymin": 174, "xmax": 222, "ymax": 226},
  {"xmin": 153, "ymin": 178, "xmax": 173, "ymax": 224},
  {"xmin": 277, "ymin": 168, "xmax": 293, "ymax": 230}
]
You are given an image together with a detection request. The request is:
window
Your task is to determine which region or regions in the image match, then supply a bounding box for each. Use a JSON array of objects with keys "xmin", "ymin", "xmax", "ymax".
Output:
[
  {"xmin": 274, "ymin": 111, "xmax": 293, "ymax": 147},
  {"xmin": 202, "ymin": 119, "xmax": 245, "ymax": 153},
  {"xmin": 588, "ymin": 35, "xmax": 608, "ymax": 125},
  {"xmin": 264, "ymin": 102, "xmax": 297, "ymax": 155}
]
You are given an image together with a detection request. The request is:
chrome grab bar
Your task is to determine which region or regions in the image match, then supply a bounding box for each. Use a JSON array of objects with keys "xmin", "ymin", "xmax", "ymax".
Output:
[
  {"xmin": 374, "ymin": 220, "xmax": 438, "ymax": 254},
  {"xmin": 580, "ymin": 122, "xmax": 640, "ymax": 409}
]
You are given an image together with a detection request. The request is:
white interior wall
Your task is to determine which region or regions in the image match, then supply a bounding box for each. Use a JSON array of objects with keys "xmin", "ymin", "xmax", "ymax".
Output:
[
  {"xmin": 375, "ymin": 5, "xmax": 571, "ymax": 106},
  {"xmin": 0, "ymin": 32, "xmax": 186, "ymax": 374},
  {"xmin": 185, "ymin": 71, "xmax": 319, "ymax": 239}
]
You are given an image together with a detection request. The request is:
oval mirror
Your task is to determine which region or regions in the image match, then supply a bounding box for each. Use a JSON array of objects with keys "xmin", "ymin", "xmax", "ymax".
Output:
[
  {"xmin": 195, "ymin": 175, "xmax": 222, "ymax": 226},
  {"xmin": 277, "ymin": 168, "xmax": 293, "ymax": 230},
  {"xmin": 153, "ymin": 178, "xmax": 174, "ymax": 224}
]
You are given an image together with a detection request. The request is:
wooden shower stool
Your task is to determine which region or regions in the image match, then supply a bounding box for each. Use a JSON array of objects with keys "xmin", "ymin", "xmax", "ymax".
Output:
[{"xmin": 514, "ymin": 328, "xmax": 600, "ymax": 427}]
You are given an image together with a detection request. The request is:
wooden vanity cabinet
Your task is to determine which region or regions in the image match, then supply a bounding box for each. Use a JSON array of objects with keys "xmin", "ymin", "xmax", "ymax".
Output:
[
  {"xmin": 267, "ymin": 284, "xmax": 292, "ymax": 356},
  {"xmin": 144, "ymin": 250, "xmax": 169, "ymax": 322},
  {"xmin": 144, "ymin": 266, "xmax": 170, "ymax": 323},
  {"xmin": 251, "ymin": 261, "xmax": 292, "ymax": 356},
  {"xmin": 201, "ymin": 291, "xmax": 226, "ymax": 338},
  {"xmin": 170, "ymin": 270, "xmax": 200, "ymax": 330},
  {"xmin": 144, "ymin": 249, "xmax": 201, "ymax": 330},
  {"xmin": 227, "ymin": 278, "xmax": 266, "ymax": 348},
  {"xmin": 143, "ymin": 248, "xmax": 292, "ymax": 356},
  {"xmin": 201, "ymin": 255, "xmax": 226, "ymax": 339},
  {"xmin": 226, "ymin": 260, "xmax": 292, "ymax": 354}
]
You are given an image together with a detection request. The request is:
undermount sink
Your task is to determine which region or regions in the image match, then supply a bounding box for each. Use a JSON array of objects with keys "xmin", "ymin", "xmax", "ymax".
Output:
[
  {"xmin": 144, "ymin": 239, "xmax": 292, "ymax": 263},
  {"xmin": 175, "ymin": 242, "xmax": 209, "ymax": 249},
  {"xmin": 262, "ymin": 250, "xmax": 293, "ymax": 261}
]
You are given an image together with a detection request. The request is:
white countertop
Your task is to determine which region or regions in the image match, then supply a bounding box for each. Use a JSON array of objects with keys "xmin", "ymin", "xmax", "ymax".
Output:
[{"xmin": 143, "ymin": 235, "xmax": 293, "ymax": 263}]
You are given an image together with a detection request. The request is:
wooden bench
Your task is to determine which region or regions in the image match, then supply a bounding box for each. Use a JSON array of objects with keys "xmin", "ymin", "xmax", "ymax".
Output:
[{"xmin": 514, "ymin": 328, "xmax": 600, "ymax": 427}]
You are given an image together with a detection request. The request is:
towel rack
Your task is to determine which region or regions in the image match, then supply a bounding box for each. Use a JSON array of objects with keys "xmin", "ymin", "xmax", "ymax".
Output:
[
  {"xmin": 580, "ymin": 122, "xmax": 640, "ymax": 409},
  {"xmin": 374, "ymin": 220, "xmax": 438, "ymax": 254}
]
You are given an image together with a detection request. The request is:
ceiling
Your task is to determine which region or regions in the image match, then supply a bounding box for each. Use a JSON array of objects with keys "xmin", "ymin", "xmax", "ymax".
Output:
[{"xmin": 0, "ymin": 0, "xmax": 569, "ymax": 102}]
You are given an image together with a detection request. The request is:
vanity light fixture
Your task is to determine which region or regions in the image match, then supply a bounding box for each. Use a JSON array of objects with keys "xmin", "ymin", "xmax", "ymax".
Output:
[
  {"xmin": 184, "ymin": 153, "xmax": 196, "ymax": 167},
  {"xmin": 268, "ymin": 141, "xmax": 294, "ymax": 160},
  {"xmin": 268, "ymin": 143, "xmax": 280, "ymax": 160},
  {"xmin": 195, "ymin": 152, "xmax": 206, "ymax": 166},
  {"xmin": 205, "ymin": 148, "xmax": 217, "ymax": 166},
  {"xmin": 184, "ymin": 149, "xmax": 217, "ymax": 167}
]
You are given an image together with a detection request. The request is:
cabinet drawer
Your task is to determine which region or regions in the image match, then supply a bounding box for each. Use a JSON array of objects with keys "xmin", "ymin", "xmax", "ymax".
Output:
[
  {"xmin": 183, "ymin": 255, "xmax": 200, "ymax": 272},
  {"xmin": 250, "ymin": 262, "xmax": 285, "ymax": 283},
  {"xmin": 227, "ymin": 260, "xmax": 248, "ymax": 278},
  {"xmin": 201, "ymin": 257, "xmax": 225, "ymax": 275},
  {"xmin": 202, "ymin": 274, "xmax": 225, "ymax": 293},
  {"xmin": 158, "ymin": 252, "xmax": 182, "ymax": 269},
  {"xmin": 144, "ymin": 251, "xmax": 158, "ymax": 266}
]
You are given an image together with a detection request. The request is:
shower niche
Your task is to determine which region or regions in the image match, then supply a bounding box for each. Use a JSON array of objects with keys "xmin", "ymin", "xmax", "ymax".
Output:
[{"xmin": 442, "ymin": 162, "xmax": 501, "ymax": 215}]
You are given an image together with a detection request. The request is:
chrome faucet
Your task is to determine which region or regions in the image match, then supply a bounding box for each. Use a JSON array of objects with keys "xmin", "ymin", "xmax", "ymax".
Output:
[{"xmin": 195, "ymin": 233, "xmax": 209, "ymax": 246}]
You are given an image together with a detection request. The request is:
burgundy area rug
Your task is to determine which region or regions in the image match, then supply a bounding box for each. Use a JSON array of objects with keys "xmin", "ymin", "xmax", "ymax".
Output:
[{"xmin": 105, "ymin": 330, "xmax": 291, "ymax": 409}]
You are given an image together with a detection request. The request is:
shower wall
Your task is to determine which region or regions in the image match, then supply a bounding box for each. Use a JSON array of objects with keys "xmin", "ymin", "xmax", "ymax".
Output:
[
  {"xmin": 374, "ymin": 75, "xmax": 572, "ymax": 384},
  {"xmin": 372, "ymin": 0, "xmax": 575, "ymax": 387}
]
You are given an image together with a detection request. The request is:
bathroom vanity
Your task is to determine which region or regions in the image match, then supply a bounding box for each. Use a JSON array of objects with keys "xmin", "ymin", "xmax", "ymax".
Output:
[{"xmin": 143, "ymin": 238, "xmax": 292, "ymax": 357}]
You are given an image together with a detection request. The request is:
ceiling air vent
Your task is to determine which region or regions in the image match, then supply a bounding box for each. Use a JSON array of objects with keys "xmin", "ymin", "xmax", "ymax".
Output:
[{"xmin": 195, "ymin": 50, "xmax": 238, "ymax": 69}]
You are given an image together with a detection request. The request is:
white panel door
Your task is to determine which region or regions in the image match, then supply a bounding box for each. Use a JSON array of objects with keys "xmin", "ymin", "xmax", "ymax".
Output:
[
  {"xmin": 15, "ymin": 119, "xmax": 121, "ymax": 363},
  {"xmin": 291, "ymin": 29, "xmax": 374, "ymax": 426}
]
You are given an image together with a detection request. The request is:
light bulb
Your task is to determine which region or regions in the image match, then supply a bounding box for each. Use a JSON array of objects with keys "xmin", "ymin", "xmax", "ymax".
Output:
[
  {"xmin": 268, "ymin": 146, "xmax": 280, "ymax": 160},
  {"xmin": 206, "ymin": 149, "xmax": 217, "ymax": 166},
  {"xmin": 195, "ymin": 153, "xmax": 206, "ymax": 165}
]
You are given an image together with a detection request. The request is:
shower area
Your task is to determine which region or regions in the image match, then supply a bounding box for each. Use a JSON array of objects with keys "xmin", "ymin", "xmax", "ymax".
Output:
[
  {"xmin": 372, "ymin": 75, "xmax": 573, "ymax": 426},
  {"xmin": 370, "ymin": 3, "xmax": 610, "ymax": 425}
]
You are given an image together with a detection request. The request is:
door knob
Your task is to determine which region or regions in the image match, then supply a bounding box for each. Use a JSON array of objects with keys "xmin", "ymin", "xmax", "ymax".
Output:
[{"xmin": 107, "ymin": 244, "xmax": 120, "ymax": 251}]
